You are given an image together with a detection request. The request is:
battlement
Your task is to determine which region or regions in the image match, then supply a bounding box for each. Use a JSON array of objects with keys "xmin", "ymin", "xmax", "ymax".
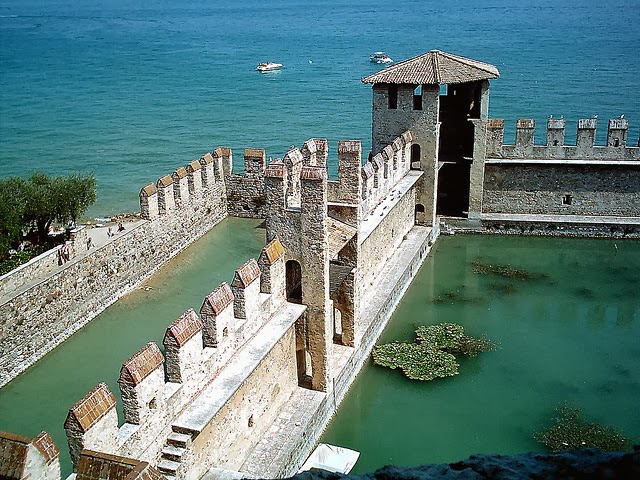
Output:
[
  {"xmin": 63, "ymin": 239, "xmax": 293, "ymax": 473},
  {"xmin": 486, "ymin": 116, "xmax": 640, "ymax": 160}
]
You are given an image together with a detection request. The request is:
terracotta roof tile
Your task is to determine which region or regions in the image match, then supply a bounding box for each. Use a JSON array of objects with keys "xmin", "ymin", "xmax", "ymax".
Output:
[
  {"xmin": 33, "ymin": 431, "xmax": 60, "ymax": 464},
  {"xmin": 284, "ymin": 148, "xmax": 303, "ymax": 166},
  {"xmin": 382, "ymin": 144, "xmax": 394, "ymax": 160},
  {"xmin": 300, "ymin": 166, "xmax": 326, "ymax": 181},
  {"xmin": 371, "ymin": 154, "xmax": 383, "ymax": 171},
  {"xmin": 214, "ymin": 147, "xmax": 232, "ymax": 157},
  {"xmin": 609, "ymin": 118, "xmax": 629, "ymax": 130},
  {"xmin": 312, "ymin": 138, "xmax": 328, "ymax": 151},
  {"xmin": 157, "ymin": 175, "xmax": 173, "ymax": 187},
  {"xmin": 361, "ymin": 163, "xmax": 374, "ymax": 179},
  {"xmin": 265, "ymin": 163, "xmax": 286, "ymax": 179},
  {"xmin": 401, "ymin": 130, "xmax": 413, "ymax": 144},
  {"xmin": 338, "ymin": 140, "xmax": 361, "ymax": 154},
  {"xmin": 200, "ymin": 152, "xmax": 214, "ymax": 165},
  {"xmin": 302, "ymin": 139, "xmax": 317, "ymax": 154},
  {"xmin": 362, "ymin": 50, "xmax": 499, "ymax": 85},
  {"xmin": 202, "ymin": 282, "xmax": 234, "ymax": 316},
  {"xmin": 487, "ymin": 119, "xmax": 504, "ymax": 129},
  {"xmin": 578, "ymin": 118, "xmax": 597, "ymax": 129},
  {"xmin": 548, "ymin": 118, "xmax": 566, "ymax": 129},
  {"xmin": 119, "ymin": 342, "xmax": 164, "ymax": 386},
  {"xmin": 140, "ymin": 183, "xmax": 158, "ymax": 197},
  {"xmin": 64, "ymin": 383, "xmax": 116, "ymax": 433},
  {"xmin": 163, "ymin": 308, "xmax": 203, "ymax": 347},
  {"xmin": 232, "ymin": 259, "xmax": 261, "ymax": 288},
  {"xmin": 173, "ymin": 167, "xmax": 188, "ymax": 179},
  {"xmin": 516, "ymin": 119, "xmax": 535, "ymax": 129},
  {"xmin": 76, "ymin": 450, "xmax": 163, "ymax": 480},
  {"xmin": 261, "ymin": 238, "xmax": 285, "ymax": 265},
  {"xmin": 187, "ymin": 160, "xmax": 201, "ymax": 172},
  {"xmin": 392, "ymin": 137, "xmax": 403, "ymax": 152},
  {"xmin": 244, "ymin": 148, "xmax": 265, "ymax": 159},
  {"xmin": 0, "ymin": 431, "xmax": 29, "ymax": 478}
]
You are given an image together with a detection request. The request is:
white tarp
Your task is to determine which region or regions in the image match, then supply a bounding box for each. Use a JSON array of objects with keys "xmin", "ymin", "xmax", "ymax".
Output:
[{"xmin": 298, "ymin": 443, "xmax": 360, "ymax": 474}]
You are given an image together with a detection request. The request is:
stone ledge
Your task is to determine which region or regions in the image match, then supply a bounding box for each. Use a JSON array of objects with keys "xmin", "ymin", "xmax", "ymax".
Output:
[{"xmin": 172, "ymin": 302, "xmax": 306, "ymax": 435}]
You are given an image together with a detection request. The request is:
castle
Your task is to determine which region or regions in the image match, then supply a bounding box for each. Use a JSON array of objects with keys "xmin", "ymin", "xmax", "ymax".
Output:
[{"xmin": 1, "ymin": 50, "xmax": 639, "ymax": 480}]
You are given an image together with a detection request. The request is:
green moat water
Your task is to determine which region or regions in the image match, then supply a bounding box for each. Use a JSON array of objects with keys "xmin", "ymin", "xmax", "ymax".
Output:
[
  {"xmin": 322, "ymin": 234, "xmax": 640, "ymax": 473},
  {"xmin": 0, "ymin": 217, "xmax": 265, "ymax": 476},
  {"xmin": 1, "ymin": 224, "xmax": 639, "ymax": 476}
]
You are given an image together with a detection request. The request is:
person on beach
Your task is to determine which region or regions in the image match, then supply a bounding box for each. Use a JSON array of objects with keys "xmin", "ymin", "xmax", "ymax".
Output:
[
  {"xmin": 107, "ymin": 226, "xmax": 113, "ymax": 238},
  {"xmin": 117, "ymin": 222, "xmax": 125, "ymax": 232},
  {"xmin": 86, "ymin": 236, "xmax": 95, "ymax": 250}
]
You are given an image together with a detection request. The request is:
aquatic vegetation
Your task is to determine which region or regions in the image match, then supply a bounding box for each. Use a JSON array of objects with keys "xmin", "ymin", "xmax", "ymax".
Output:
[
  {"xmin": 535, "ymin": 403, "xmax": 633, "ymax": 453},
  {"xmin": 574, "ymin": 287, "xmax": 595, "ymax": 299},
  {"xmin": 472, "ymin": 260, "xmax": 548, "ymax": 280},
  {"xmin": 433, "ymin": 290, "xmax": 484, "ymax": 304},
  {"xmin": 372, "ymin": 323, "xmax": 497, "ymax": 381},
  {"xmin": 488, "ymin": 282, "xmax": 519, "ymax": 294}
]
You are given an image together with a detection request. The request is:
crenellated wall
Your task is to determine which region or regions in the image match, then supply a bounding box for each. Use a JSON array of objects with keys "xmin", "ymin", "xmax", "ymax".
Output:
[
  {"xmin": 0, "ymin": 152, "xmax": 228, "ymax": 389},
  {"xmin": 61, "ymin": 238, "xmax": 302, "ymax": 479},
  {"xmin": 479, "ymin": 117, "xmax": 640, "ymax": 222}
]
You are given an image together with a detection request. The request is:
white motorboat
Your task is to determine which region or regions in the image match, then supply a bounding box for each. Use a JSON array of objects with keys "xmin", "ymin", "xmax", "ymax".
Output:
[
  {"xmin": 370, "ymin": 51, "xmax": 393, "ymax": 64},
  {"xmin": 298, "ymin": 443, "xmax": 360, "ymax": 474},
  {"xmin": 256, "ymin": 62, "xmax": 283, "ymax": 72}
]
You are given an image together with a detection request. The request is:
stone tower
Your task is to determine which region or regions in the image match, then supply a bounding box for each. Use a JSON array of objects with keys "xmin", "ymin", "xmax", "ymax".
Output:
[
  {"xmin": 362, "ymin": 50, "xmax": 499, "ymax": 222},
  {"xmin": 264, "ymin": 149, "xmax": 333, "ymax": 392}
]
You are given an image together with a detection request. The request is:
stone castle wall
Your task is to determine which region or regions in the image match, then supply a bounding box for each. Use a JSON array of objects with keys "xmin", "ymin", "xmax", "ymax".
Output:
[
  {"xmin": 0, "ymin": 155, "xmax": 228, "ymax": 389},
  {"xmin": 479, "ymin": 117, "xmax": 640, "ymax": 224},
  {"xmin": 62, "ymin": 240, "xmax": 303, "ymax": 480}
]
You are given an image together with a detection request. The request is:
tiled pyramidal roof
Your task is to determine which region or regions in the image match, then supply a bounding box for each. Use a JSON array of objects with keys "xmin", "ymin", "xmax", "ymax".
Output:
[{"xmin": 362, "ymin": 50, "xmax": 499, "ymax": 85}]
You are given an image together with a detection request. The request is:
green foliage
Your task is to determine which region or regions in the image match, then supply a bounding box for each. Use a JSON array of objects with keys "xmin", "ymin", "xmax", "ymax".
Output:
[
  {"xmin": 0, "ymin": 177, "xmax": 29, "ymax": 255},
  {"xmin": 535, "ymin": 403, "xmax": 633, "ymax": 453},
  {"xmin": 472, "ymin": 260, "xmax": 548, "ymax": 280},
  {"xmin": 373, "ymin": 323, "xmax": 497, "ymax": 381},
  {"xmin": 0, "ymin": 173, "xmax": 96, "ymax": 256}
]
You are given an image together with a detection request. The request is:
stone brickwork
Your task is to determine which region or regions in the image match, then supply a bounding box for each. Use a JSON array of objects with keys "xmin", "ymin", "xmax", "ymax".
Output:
[
  {"xmin": 226, "ymin": 148, "xmax": 267, "ymax": 218},
  {"xmin": 0, "ymin": 431, "xmax": 60, "ymax": 480},
  {"xmin": 0, "ymin": 226, "xmax": 87, "ymax": 300},
  {"xmin": 0, "ymin": 159, "xmax": 228, "ymax": 388},
  {"xmin": 482, "ymin": 164, "xmax": 640, "ymax": 217}
]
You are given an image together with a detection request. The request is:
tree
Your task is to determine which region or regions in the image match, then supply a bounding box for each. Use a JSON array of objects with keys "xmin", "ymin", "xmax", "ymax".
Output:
[
  {"xmin": 21, "ymin": 172, "xmax": 97, "ymax": 242},
  {"xmin": 0, "ymin": 177, "xmax": 29, "ymax": 255}
]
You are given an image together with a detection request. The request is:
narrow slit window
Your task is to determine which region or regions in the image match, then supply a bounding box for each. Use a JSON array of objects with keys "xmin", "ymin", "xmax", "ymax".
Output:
[
  {"xmin": 562, "ymin": 194, "xmax": 572, "ymax": 205},
  {"xmin": 388, "ymin": 85, "xmax": 397, "ymax": 109},
  {"xmin": 413, "ymin": 85, "xmax": 422, "ymax": 110}
]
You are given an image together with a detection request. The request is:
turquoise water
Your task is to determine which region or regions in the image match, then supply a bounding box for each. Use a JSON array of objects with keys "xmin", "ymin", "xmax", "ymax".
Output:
[
  {"xmin": 0, "ymin": 217, "xmax": 264, "ymax": 476},
  {"xmin": 2, "ymin": 0, "xmax": 639, "ymax": 218},
  {"xmin": 322, "ymin": 234, "xmax": 640, "ymax": 472}
]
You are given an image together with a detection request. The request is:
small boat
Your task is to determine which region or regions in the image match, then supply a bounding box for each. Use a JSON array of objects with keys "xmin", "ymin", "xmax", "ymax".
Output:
[
  {"xmin": 370, "ymin": 51, "xmax": 393, "ymax": 64},
  {"xmin": 256, "ymin": 62, "xmax": 283, "ymax": 72},
  {"xmin": 298, "ymin": 443, "xmax": 360, "ymax": 474}
]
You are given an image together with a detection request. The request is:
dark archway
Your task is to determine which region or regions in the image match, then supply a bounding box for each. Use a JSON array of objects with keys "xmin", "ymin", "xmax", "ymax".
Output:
[
  {"xmin": 286, "ymin": 260, "xmax": 302, "ymax": 304},
  {"xmin": 411, "ymin": 144, "xmax": 421, "ymax": 170},
  {"xmin": 415, "ymin": 203, "xmax": 426, "ymax": 225}
]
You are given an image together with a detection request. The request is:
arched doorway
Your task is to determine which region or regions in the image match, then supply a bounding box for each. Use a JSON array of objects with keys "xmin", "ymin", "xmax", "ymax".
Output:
[
  {"xmin": 411, "ymin": 144, "xmax": 421, "ymax": 170},
  {"xmin": 415, "ymin": 204, "xmax": 426, "ymax": 225},
  {"xmin": 286, "ymin": 260, "xmax": 302, "ymax": 304}
]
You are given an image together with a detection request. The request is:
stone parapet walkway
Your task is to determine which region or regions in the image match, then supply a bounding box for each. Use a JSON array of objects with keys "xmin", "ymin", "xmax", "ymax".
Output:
[{"xmin": 234, "ymin": 225, "xmax": 435, "ymax": 479}]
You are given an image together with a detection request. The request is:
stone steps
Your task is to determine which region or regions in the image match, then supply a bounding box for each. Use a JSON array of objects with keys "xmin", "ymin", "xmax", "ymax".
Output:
[
  {"xmin": 162, "ymin": 444, "xmax": 186, "ymax": 462},
  {"xmin": 157, "ymin": 459, "xmax": 181, "ymax": 475},
  {"xmin": 167, "ymin": 431, "xmax": 191, "ymax": 448}
]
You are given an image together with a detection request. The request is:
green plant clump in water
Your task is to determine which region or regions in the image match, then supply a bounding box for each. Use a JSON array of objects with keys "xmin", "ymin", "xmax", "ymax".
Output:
[
  {"xmin": 535, "ymin": 403, "xmax": 633, "ymax": 453},
  {"xmin": 472, "ymin": 260, "xmax": 548, "ymax": 280},
  {"xmin": 372, "ymin": 323, "xmax": 497, "ymax": 381}
]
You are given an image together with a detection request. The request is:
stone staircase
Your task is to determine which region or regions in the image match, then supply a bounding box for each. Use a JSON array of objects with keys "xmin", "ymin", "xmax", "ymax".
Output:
[{"xmin": 157, "ymin": 431, "xmax": 192, "ymax": 479}]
